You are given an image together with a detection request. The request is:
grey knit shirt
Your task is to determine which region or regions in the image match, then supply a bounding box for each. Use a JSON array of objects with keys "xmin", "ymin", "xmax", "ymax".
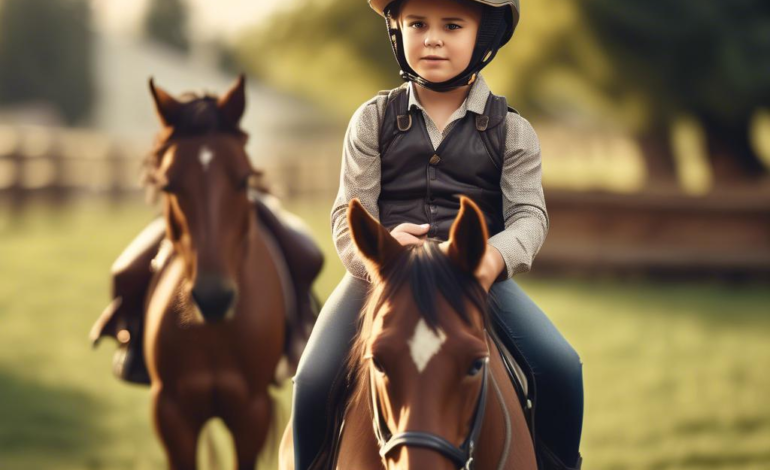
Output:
[{"xmin": 331, "ymin": 74, "xmax": 549, "ymax": 281}]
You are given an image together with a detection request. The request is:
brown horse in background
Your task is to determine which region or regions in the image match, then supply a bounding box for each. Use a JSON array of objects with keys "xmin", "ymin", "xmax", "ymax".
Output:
[
  {"xmin": 279, "ymin": 197, "xmax": 537, "ymax": 470},
  {"xmin": 144, "ymin": 76, "xmax": 286, "ymax": 470}
]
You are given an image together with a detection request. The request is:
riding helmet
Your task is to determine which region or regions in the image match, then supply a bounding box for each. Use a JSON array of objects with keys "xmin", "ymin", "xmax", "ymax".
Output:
[{"xmin": 368, "ymin": 0, "xmax": 521, "ymax": 92}]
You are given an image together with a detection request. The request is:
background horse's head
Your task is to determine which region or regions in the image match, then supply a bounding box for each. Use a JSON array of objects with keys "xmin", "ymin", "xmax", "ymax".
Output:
[
  {"xmin": 347, "ymin": 196, "xmax": 491, "ymax": 470},
  {"xmin": 144, "ymin": 75, "xmax": 260, "ymax": 322}
]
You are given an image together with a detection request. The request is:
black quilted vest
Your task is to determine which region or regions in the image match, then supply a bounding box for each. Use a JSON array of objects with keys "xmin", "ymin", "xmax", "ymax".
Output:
[{"xmin": 377, "ymin": 84, "xmax": 514, "ymax": 240}]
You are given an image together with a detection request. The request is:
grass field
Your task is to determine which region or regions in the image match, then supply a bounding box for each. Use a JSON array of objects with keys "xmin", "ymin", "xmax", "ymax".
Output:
[{"xmin": 0, "ymin": 198, "xmax": 769, "ymax": 470}]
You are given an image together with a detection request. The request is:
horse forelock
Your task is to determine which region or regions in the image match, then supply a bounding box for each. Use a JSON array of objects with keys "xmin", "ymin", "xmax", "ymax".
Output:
[{"xmin": 141, "ymin": 92, "xmax": 250, "ymax": 197}]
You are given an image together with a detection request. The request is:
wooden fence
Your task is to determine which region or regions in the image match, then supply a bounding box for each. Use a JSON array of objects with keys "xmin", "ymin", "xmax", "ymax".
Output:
[{"xmin": 3, "ymin": 124, "xmax": 768, "ymax": 278}]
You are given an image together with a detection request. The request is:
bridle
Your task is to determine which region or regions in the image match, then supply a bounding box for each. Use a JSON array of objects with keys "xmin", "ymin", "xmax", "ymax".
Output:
[{"xmin": 369, "ymin": 337, "xmax": 490, "ymax": 470}]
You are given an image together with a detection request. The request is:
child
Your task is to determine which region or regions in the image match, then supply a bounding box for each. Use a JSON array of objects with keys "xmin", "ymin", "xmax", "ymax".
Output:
[{"xmin": 291, "ymin": 0, "xmax": 584, "ymax": 468}]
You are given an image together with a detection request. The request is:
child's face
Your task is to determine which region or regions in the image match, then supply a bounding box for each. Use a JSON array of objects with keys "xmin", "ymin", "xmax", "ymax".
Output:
[{"xmin": 398, "ymin": 0, "xmax": 482, "ymax": 84}]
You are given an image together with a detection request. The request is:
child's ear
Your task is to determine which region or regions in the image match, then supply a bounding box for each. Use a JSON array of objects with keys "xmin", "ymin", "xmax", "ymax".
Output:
[
  {"xmin": 348, "ymin": 199, "xmax": 405, "ymax": 277},
  {"xmin": 446, "ymin": 196, "xmax": 488, "ymax": 273}
]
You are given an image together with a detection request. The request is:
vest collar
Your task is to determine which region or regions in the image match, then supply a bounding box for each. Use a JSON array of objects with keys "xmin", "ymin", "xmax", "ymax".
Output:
[{"xmin": 407, "ymin": 74, "xmax": 491, "ymax": 119}]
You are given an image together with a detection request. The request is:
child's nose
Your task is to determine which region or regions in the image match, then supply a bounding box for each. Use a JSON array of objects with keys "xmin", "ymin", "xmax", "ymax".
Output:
[{"xmin": 424, "ymin": 34, "xmax": 444, "ymax": 47}]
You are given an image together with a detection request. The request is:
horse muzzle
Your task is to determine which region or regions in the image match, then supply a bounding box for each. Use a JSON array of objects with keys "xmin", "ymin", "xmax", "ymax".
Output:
[{"xmin": 191, "ymin": 274, "xmax": 238, "ymax": 322}]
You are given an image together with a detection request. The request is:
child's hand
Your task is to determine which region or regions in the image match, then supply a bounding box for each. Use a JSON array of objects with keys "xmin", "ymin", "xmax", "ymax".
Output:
[
  {"xmin": 438, "ymin": 241, "xmax": 505, "ymax": 292},
  {"xmin": 390, "ymin": 223, "xmax": 430, "ymax": 246},
  {"xmin": 475, "ymin": 246, "xmax": 505, "ymax": 292}
]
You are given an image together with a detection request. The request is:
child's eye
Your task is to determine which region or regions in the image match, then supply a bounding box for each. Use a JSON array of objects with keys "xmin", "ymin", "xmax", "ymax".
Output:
[
  {"xmin": 409, "ymin": 21, "xmax": 424, "ymax": 28},
  {"xmin": 447, "ymin": 24, "xmax": 461, "ymax": 30}
]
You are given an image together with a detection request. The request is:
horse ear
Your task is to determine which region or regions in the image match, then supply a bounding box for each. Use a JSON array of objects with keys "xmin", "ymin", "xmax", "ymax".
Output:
[
  {"xmin": 447, "ymin": 196, "xmax": 488, "ymax": 274},
  {"xmin": 217, "ymin": 74, "xmax": 246, "ymax": 127},
  {"xmin": 148, "ymin": 77, "xmax": 183, "ymax": 127},
  {"xmin": 348, "ymin": 198, "xmax": 404, "ymax": 275}
]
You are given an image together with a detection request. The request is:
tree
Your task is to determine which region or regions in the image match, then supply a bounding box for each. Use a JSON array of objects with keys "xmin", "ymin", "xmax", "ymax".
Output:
[
  {"xmin": 143, "ymin": 0, "xmax": 190, "ymax": 54},
  {"xmin": 582, "ymin": 0, "xmax": 770, "ymax": 188},
  {"xmin": 0, "ymin": 0, "xmax": 94, "ymax": 124},
  {"xmin": 232, "ymin": 0, "xmax": 401, "ymax": 116}
]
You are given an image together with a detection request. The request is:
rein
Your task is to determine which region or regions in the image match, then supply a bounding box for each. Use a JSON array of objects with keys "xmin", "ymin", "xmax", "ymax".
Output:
[{"xmin": 369, "ymin": 334, "xmax": 491, "ymax": 470}]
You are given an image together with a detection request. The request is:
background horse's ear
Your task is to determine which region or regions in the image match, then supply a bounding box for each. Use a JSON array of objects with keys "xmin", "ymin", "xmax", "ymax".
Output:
[
  {"xmin": 447, "ymin": 196, "xmax": 488, "ymax": 273},
  {"xmin": 348, "ymin": 199, "xmax": 404, "ymax": 275},
  {"xmin": 148, "ymin": 77, "xmax": 183, "ymax": 128},
  {"xmin": 218, "ymin": 74, "xmax": 246, "ymax": 127}
]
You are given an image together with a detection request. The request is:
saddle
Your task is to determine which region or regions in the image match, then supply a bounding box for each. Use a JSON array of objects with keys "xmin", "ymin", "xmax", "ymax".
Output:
[
  {"xmin": 89, "ymin": 194, "xmax": 323, "ymax": 385},
  {"xmin": 489, "ymin": 313, "xmax": 583, "ymax": 470}
]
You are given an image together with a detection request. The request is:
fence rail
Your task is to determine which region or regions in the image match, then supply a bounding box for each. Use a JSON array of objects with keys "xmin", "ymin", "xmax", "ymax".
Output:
[{"xmin": 0, "ymin": 125, "xmax": 344, "ymax": 208}]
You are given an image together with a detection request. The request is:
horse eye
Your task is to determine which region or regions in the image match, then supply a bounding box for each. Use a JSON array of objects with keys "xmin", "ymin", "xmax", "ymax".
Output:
[
  {"xmin": 467, "ymin": 358, "xmax": 486, "ymax": 377},
  {"xmin": 238, "ymin": 175, "xmax": 250, "ymax": 191},
  {"xmin": 371, "ymin": 357, "xmax": 386, "ymax": 374}
]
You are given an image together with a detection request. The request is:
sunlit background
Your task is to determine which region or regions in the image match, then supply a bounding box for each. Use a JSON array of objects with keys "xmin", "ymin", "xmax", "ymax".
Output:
[{"xmin": 1, "ymin": 0, "xmax": 769, "ymax": 469}]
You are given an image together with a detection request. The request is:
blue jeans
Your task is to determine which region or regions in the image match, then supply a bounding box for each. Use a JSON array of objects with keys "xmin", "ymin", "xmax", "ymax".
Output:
[{"xmin": 292, "ymin": 273, "xmax": 583, "ymax": 469}]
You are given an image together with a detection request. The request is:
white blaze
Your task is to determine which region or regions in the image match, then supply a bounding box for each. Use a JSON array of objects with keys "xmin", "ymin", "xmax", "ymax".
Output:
[
  {"xmin": 199, "ymin": 146, "xmax": 215, "ymax": 171},
  {"xmin": 407, "ymin": 318, "xmax": 447, "ymax": 373}
]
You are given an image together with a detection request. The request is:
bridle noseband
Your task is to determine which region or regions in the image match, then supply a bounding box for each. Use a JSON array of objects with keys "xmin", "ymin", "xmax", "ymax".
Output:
[{"xmin": 369, "ymin": 350, "xmax": 490, "ymax": 469}]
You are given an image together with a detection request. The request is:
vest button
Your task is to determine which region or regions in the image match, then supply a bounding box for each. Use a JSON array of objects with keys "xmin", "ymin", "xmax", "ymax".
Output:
[{"xmin": 429, "ymin": 154, "xmax": 441, "ymax": 165}]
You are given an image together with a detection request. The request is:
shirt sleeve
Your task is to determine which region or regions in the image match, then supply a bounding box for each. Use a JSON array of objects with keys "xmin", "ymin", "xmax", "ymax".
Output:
[
  {"xmin": 330, "ymin": 96, "xmax": 384, "ymax": 281},
  {"xmin": 487, "ymin": 113, "xmax": 550, "ymax": 278}
]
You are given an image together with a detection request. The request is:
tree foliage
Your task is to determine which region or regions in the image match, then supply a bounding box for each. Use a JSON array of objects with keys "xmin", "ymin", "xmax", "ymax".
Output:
[
  {"xmin": 584, "ymin": 0, "xmax": 770, "ymax": 124},
  {"xmin": 143, "ymin": 0, "xmax": 191, "ymax": 54},
  {"xmin": 232, "ymin": 0, "xmax": 769, "ymax": 181},
  {"xmin": 582, "ymin": 0, "xmax": 770, "ymax": 177},
  {"xmin": 232, "ymin": 0, "xmax": 590, "ymax": 118},
  {"xmin": 0, "ymin": 0, "xmax": 94, "ymax": 124},
  {"xmin": 232, "ymin": 0, "xmax": 398, "ymax": 116}
]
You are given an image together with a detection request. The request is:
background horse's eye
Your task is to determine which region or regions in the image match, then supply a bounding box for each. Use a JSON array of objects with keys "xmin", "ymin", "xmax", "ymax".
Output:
[
  {"xmin": 468, "ymin": 358, "xmax": 486, "ymax": 377},
  {"xmin": 371, "ymin": 357, "xmax": 386, "ymax": 374},
  {"xmin": 238, "ymin": 175, "xmax": 250, "ymax": 191}
]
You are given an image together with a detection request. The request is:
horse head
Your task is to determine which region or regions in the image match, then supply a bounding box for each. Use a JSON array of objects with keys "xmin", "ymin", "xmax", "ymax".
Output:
[
  {"xmin": 347, "ymin": 196, "xmax": 491, "ymax": 470},
  {"xmin": 145, "ymin": 75, "xmax": 260, "ymax": 322}
]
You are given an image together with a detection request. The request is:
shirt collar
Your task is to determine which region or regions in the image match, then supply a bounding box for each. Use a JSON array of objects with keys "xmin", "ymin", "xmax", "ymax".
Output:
[{"xmin": 407, "ymin": 74, "xmax": 490, "ymax": 116}]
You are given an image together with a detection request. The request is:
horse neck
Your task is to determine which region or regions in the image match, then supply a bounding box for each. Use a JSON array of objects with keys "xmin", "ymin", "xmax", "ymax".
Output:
[
  {"xmin": 239, "ymin": 209, "xmax": 293, "ymax": 299},
  {"xmin": 242, "ymin": 210, "xmax": 277, "ymax": 278}
]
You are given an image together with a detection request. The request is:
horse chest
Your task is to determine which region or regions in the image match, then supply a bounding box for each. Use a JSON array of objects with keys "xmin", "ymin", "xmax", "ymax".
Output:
[{"xmin": 144, "ymin": 256, "xmax": 281, "ymax": 381}]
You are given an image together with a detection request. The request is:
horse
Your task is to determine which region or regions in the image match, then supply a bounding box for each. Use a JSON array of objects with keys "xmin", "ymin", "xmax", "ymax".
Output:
[
  {"xmin": 143, "ymin": 75, "xmax": 287, "ymax": 470},
  {"xmin": 279, "ymin": 196, "xmax": 537, "ymax": 470}
]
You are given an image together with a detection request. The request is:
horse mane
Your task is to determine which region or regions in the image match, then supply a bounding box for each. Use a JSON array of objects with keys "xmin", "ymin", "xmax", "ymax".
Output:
[
  {"xmin": 345, "ymin": 240, "xmax": 489, "ymax": 413},
  {"xmin": 140, "ymin": 92, "xmax": 258, "ymax": 203}
]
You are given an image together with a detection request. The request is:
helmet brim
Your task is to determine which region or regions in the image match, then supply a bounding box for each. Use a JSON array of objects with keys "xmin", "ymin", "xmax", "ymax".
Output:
[
  {"xmin": 369, "ymin": 0, "xmax": 519, "ymax": 20},
  {"xmin": 369, "ymin": 0, "xmax": 519, "ymax": 46}
]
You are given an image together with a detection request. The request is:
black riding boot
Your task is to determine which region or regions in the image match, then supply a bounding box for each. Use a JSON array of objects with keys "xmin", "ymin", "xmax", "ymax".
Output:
[{"xmin": 90, "ymin": 216, "xmax": 165, "ymax": 385}]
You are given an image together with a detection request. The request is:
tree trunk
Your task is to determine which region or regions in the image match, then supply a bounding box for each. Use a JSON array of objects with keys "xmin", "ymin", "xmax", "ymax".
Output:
[
  {"xmin": 702, "ymin": 115, "xmax": 768, "ymax": 190},
  {"xmin": 637, "ymin": 124, "xmax": 680, "ymax": 194}
]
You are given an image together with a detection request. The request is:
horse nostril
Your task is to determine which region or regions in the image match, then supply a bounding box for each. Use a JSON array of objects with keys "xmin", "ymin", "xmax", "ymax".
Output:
[{"xmin": 192, "ymin": 275, "xmax": 237, "ymax": 321}]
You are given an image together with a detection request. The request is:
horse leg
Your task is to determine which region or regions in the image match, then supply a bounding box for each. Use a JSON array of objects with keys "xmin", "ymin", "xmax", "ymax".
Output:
[
  {"xmin": 153, "ymin": 389, "xmax": 206, "ymax": 470},
  {"xmin": 223, "ymin": 393, "xmax": 272, "ymax": 470}
]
